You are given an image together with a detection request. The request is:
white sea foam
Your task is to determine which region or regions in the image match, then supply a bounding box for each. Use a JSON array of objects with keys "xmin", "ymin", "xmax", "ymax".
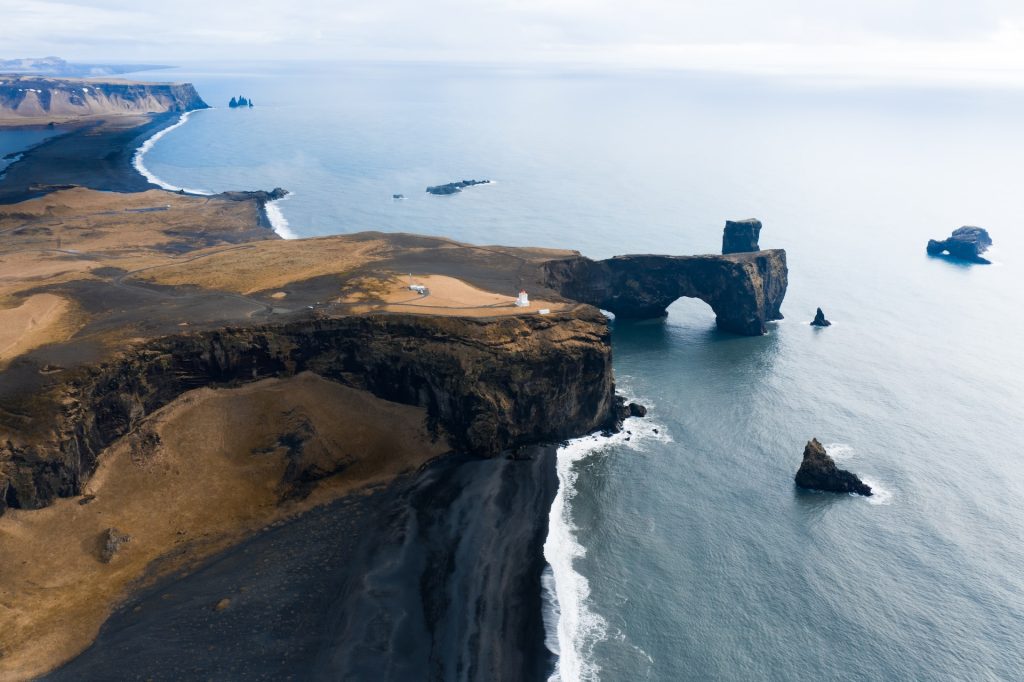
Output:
[
  {"xmin": 825, "ymin": 442, "xmax": 855, "ymax": 461},
  {"xmin": 132, "ymin": 110, "xmax": 215, "ymax": 196},
  {"xmin": 544, "ymin": 411, "xmax": 670, "ymax": 682},
  {"xmin": 825, "ymin": 444, "xmax": 893, "ymax": 505},
  {"xmin": 860, "ymin": 476, "xmax": 894, "ymax": 505},
  {"xmin": 264, "ymin": 194, "xmax": 299, "ymax": 240}
]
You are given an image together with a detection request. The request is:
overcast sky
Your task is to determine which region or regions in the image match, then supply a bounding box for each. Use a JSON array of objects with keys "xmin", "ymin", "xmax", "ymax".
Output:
[{"xmin": 3, "ymin": 0, "xmax": 1024, "ymax": 84}]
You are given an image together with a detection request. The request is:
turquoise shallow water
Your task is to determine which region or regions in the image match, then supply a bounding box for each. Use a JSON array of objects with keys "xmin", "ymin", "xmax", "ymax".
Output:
[{"xmin": 47, "ymin": 62, "xmax": 1024, "ymax": 680}]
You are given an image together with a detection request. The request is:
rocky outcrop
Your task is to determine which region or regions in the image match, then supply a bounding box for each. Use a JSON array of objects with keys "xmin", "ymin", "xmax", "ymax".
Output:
[
  {"xmin": 0, "ymin": 309, "xmax": 617, "ymax": 514},
  {"xmin": 0, "ymin": 76, "xmax": 208, "ymax": 121},
  {"xmin": 811, "ymin": 308, "xmax": 831, "ymax": 327},
  {"xmin": 927, "ymin": 226, "xmax": 993, "ymax": 264},
  {"xmin": 794, "ymin": 439, "xmax": 871, "ymax": 496},
  {"xmin": 426, "ymin": 180, "xmax": 491, "ymax": 195},
  {"xmin": 542, "ymin": 249, "xmax": 787, "ymax": 335},
  {"xmin": 722, "ymin": 219, "xmax": 762, "ymax": 254},
  {"xmin": 215, "ymin": 188, "xmax": 288, "ymax": 203},
  {"xmin": 97, "ymin": 527, "xmax": 132, "ymax": 563}
]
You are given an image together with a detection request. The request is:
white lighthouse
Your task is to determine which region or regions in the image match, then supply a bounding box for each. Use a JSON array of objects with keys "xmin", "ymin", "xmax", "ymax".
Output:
[{"xmin": 515, "ymin": 289, "xmax": 530, "ymax": 307}]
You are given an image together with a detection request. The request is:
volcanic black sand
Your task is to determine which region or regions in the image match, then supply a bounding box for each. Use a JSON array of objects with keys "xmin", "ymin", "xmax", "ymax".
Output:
[
  {"xmin": 0, "ymin": 112, "xmax": 173, "ymax": 204},
  {"xmin": 44, "ymin": 447, "xmax": 558, "ymax": 681}
]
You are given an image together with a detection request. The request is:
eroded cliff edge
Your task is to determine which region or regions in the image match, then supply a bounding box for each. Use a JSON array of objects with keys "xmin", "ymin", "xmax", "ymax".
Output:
[{"xmin": 2, "ymin": 310, "xmax": 614, "ymax": 512}]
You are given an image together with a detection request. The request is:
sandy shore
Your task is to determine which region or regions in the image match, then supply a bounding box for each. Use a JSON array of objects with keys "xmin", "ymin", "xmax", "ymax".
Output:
[{"xmin": 0, "ymin": 113, "xmax": 173, "ymax": 204}]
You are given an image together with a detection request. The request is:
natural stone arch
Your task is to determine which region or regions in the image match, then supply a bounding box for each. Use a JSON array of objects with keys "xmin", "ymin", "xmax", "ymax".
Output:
[{"xmin": 541, "ymin": 250, "xmax": 787, "ymax": 336}]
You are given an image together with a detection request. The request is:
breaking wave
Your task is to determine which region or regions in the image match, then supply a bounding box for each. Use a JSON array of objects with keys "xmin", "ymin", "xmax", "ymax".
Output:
[
  {"xmin": 543, "ymin": 408, "xmax": 670, "ymax": 681},
  {"xmin": 132, "ymin": 111, "xmax": 214, "ymax": 196}
]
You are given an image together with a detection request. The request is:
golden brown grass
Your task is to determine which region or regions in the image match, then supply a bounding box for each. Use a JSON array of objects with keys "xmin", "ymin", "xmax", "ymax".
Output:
[{"xmin": 0, "ymin": 373, "xmax": 448, "ymax": 681}]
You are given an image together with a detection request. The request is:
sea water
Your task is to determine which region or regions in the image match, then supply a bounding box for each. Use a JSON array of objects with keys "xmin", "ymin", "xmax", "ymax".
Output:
[{"xmin": 130, "ymin": 62, "xmax": 1024, "ymax": 680}]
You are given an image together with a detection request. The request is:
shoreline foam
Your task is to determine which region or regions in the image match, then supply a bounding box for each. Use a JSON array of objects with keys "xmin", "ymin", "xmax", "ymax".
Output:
[
  {"xmin": 131, "ymin": 110, "xmax": 214, "ymax": 196},
  {"xmin": 264, "ymin": 193, "xmax": 298, "ymax": 239},
  {"xmin": 133, "ymin": 110, "xmax": 298, "ymax": 240},
  {"xmin": 544, "ymin": 411, "xmax": 669, "ymax": 681}
]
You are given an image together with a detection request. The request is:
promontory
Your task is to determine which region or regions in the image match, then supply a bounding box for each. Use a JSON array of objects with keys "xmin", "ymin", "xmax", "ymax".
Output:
[{"xmin": 0, "ymin": 108, "xmax": 787, "ymax": 679}]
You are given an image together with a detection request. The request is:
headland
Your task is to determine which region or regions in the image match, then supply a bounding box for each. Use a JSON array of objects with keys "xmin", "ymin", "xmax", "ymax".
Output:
[{"xmin": 0, "ymin": 105, "xmax": 787, "ymax": 679}]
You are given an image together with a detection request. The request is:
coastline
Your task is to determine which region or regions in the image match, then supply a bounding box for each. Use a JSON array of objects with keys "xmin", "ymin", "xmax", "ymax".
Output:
[
  {"xmin": 0, "ymin": 97, "xmax": 696, "ymax": 681},
  {"xmin": 0, "ymin": 110, "xmax": 296, "ymax": 240},
  {"xmin": 0, "ymin": 114, "xmax": 177, "ymax": 204}
]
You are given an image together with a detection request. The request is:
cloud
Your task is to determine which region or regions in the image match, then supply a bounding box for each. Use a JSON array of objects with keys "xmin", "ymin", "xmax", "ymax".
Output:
[{"xmin": 2, "ymin": 0, "xmax": 1024, "ymax": 85}]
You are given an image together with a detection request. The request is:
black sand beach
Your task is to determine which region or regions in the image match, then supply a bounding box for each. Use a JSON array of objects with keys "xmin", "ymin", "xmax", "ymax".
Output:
[
  {"xmin": 0, "ymin": 113, "xmax": 174, "ymax": 204},
  {"xmin": 44, "ymin": 448, "xmax": 558, "ymax": 681}
]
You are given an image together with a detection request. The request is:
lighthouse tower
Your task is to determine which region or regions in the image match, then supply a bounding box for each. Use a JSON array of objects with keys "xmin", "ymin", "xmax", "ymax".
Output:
[{"xmin": 515, "ymin": 289, "xmax": 530, "ymax": 307}]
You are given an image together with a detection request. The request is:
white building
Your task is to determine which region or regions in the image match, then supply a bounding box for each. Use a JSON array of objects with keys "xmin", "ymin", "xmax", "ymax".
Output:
[{"xmin": 515, "ymin": 289, "xmax": 530, "ymax": 307}]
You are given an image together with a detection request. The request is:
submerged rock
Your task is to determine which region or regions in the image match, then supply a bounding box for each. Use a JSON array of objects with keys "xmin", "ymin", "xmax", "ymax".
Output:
[
  {"xmin": 927, "ymin": 226, "xmax": 993, "ymax": 264},
  {"xmin": 722, "ymin": 219, "xmax": 762, "ymax": 254},
  {"xmin": 810, "ymin": 307, "xmax": 831, "ymax": 327},
  {"xmin": 794, "ymin": 439, "xmax": 871, "ymax": 496}
]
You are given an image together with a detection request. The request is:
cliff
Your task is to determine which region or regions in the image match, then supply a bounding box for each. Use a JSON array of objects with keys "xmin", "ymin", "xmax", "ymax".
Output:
[
  {"xmin": 1, "ymin": 310, "xmax": 614, "ymax": 513},
  {"xmin": 0, "ymin": 76, "xmax": 208, "ymax": 122},
  {"xmin": 541, "ymin": 249, "xmax": 788, "ymax": 335}
]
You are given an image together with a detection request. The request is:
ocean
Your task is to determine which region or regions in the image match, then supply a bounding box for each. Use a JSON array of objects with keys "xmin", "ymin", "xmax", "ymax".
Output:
[{"xmin": 9, "ymin": 61, "xmax": 1024, "ymax": 680}]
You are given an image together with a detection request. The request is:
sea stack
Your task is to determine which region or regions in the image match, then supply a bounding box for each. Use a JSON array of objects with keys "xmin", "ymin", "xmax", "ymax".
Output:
[
  {"xmin": 811, "ymin": 308, "xmax": 831, "ymax": 327},
  {"xmin": 794, "ymin": 439, "xmax": 872, "ymax": 496},
  {"xmin": 926, "ymin": 226, "xmax": 993, "ymax": 264},
  {"xmin": 722, "ymin": 219, "xmax": 762, "ymax": 254}
]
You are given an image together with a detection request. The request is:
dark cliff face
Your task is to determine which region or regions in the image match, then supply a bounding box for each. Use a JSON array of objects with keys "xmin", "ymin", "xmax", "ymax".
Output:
[
  {"xmin": 541, "ymin": 250, "xmax": 788, "ymax": 335},
  {"xmin": 0, "ymin": 310, "xmax": 615, "ymax": 513}
]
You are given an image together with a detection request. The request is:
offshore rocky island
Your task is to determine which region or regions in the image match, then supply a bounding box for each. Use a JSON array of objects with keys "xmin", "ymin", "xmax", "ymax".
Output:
[{"xmin": 0, "ymin": 78, "xmax": 787, "ymax": 680}]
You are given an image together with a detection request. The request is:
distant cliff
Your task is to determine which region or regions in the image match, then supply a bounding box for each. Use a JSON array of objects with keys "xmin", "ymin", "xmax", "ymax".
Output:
[{"xmin": 0, "ymin": 76, "xmax": 208, "ymax": 122}]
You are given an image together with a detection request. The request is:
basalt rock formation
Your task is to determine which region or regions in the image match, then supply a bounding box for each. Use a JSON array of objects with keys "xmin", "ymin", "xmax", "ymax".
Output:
[
  {"xmin": 811, "ymin": 308, "xmax": 831, "ymax": 327},
  {"xmin": 215, "ymin": 187, "xmax": 288, "ymax": 203},
  {"xmin": 426, "ymin": 179, "xmax": 491, "ymax": 195},
  {"xmin": 794, "ymin": 439, "xmax": 872, "ymax": 496},
  {"xmin": 542, "ymin": 249, "xmax": 787, "ymax": 335},
  {"xmin": 722, "ymin": 219, "xmax": 762, "ymax": 254},
  {"xmin": 0, "ymin": 310, "xmax": 616, "ymax": 514},
  {"xmin": 927, "ymin": 226, "xmax": 993, "ymax": 264},
  {"xmin": 0, "ymin": 76, "xmax": 208, "ymax": 121}
]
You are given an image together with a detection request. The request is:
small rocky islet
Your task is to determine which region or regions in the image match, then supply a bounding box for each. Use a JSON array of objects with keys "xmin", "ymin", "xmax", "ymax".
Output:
[
  {"xmin": 810, "ymin": 307, "xmax": 831, "ymax": 327},
  {"xmin": 426, "ymin": 179, "xmax": 491, "ymax": 195},
  {"xmin": 794, "ymin": 438, "xmax": 872, "ymax": 496},
  {"xmin": 927, "ymin": 226, "xmax": 992, "ymax": 264},
  {"xmin": 228, "ymin": 95, "xmax": 254, "ymax": 108}
]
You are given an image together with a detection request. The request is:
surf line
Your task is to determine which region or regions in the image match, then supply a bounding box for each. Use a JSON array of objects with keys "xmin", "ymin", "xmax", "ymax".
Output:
[
  {"xmin": 132, "ymin": 110, "xmax": 214, "ymax": 197},
  {"xmin": 543, "ymin": 413, "xmax": 668, "ymax": 681},
  {"xmin": 132, "ymin": 110, "xmax": 298, "ymax": 240}
]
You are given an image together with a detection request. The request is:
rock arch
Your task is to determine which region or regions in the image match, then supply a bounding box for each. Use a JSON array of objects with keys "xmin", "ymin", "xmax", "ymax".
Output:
[{"xmin": 542, "ymin": 249, "xmax": 787, "ymax": 336}]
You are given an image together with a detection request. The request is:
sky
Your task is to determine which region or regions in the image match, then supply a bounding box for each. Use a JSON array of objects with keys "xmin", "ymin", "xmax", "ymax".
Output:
[{"xmin": 2, "ymin": 0, "xmax": 1024, "ymax": 85}]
